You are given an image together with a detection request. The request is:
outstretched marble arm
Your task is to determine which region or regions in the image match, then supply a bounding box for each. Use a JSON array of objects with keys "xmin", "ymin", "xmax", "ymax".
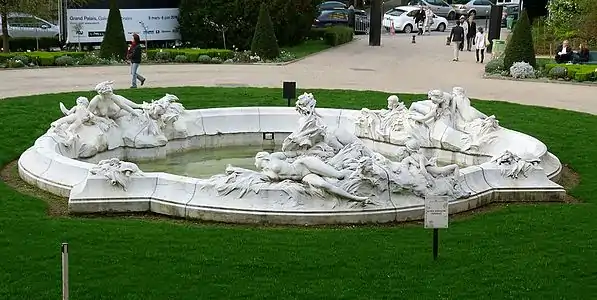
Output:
[{"xmin": 112, "ymin": 95, "xmax": 142, "ymax": 116}]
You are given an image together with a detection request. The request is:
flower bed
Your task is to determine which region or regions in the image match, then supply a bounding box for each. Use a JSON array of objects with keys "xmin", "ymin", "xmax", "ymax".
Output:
[{"xmin": 484, "ymin": 56, "xmax": 597, "ymax": 83}]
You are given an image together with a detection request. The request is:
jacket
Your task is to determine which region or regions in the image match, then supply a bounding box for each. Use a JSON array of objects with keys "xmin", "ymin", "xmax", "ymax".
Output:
[
  {"xmin": 450, "ymin": 26, "xmax": 465, "ymax": 42},
  {"xmin": 578, "ymin": 48, "xmax": 590, "ymax": 62},
  {"xmin": 467, "ymin": 21, "xmax": 477, "ymax": 38},
  {"xmin": 474, "ymin": 32, "xmax": 486, "ymax": 50},
  {"xmin": 556, "ymin": 45, "xmax": 572, "ymax": 56},
  {"xmin": 128, "ymin": 44, "xmax": 142, "ymax": 64}
]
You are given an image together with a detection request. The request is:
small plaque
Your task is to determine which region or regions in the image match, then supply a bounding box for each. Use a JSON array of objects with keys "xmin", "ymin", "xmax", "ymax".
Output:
[
  {"xmin": 424, "ymin": 196, "xmax": 449, "ymax": 229},
  {"xmin": 263, "ymin": 132, "xmax": 274, "ymax": 140}
]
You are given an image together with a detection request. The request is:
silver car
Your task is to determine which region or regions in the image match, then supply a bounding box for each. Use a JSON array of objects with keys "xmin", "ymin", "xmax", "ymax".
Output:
[
  {"xmin": 0, "ymin": 13, "xmax": 60, "ymax": 38},
  {"xmin": 452, "ymin": 0, "xmax": 493, "ymax": 18},
  {"xmin": 407, "ymin": 0, "xmax": 456, "ymax": 20}
]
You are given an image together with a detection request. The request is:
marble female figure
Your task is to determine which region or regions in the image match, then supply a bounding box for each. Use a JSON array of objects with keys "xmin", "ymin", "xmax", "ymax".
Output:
[
  {"xmin": 254, "ymin": 151, "xmax": 369, "ymax": 202},
  {"xmin": 88, "ymin": 81, "xmax": 143, "ymax": 120}
]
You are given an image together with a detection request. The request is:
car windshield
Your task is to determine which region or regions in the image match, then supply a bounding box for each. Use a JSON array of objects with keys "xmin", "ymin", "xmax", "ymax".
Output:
[
  {"xmin": 385, "ymin": 8, "xmax": 406, "ymax": 16},
  {"xmin": 318, "ymin": 10, "xmax": 349, "ymax": 21}
]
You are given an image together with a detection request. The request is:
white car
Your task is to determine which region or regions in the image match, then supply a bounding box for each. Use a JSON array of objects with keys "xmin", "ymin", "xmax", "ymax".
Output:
[
  {"xmin": 0, "ymin": 13, "xmax": 60, "ymax": 38},
  {"xmin": 383, "ymin": 6, "xmax": 448, "ymax": 34}
]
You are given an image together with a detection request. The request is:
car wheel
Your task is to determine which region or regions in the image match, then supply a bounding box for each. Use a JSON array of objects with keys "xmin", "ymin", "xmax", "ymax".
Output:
[
  {"xmin": 437, "ymin": 23, "xmax": 446, "ymax": 32},
  {"xmin": 403, "ymin": 24, "xmax": 413, "ymax": 34},
  {"xmin": 447, "ymin": 11, "xmax": 456, "ymax": 20}
]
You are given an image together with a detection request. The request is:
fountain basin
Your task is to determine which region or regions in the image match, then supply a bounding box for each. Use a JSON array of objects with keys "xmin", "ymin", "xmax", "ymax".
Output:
[{"xmin": 18, "ymin": 107, "xmax": 565, "ymax": 225}]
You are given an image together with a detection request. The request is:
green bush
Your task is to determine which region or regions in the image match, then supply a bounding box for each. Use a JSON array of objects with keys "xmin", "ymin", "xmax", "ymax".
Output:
[
  {"xmin": 0, "ymin": 53, "xmax": 13, "ymax": 63},
  {"xmin": 147, "ymin": 49, "xmax": 233, "ymax": 61},
  {"xmin": 251, "ymin": 3, "xmax": 280, "ymax": 60},
  {"xmin": 154, "ymin": 51, "xmax": 171, "ymax": 62},
  {"xmin": 485, "ymin": 57, "xmax": 505, "ymax": 74},
  {"xmin": 503, "ymin": 9, "xmax": 536, "ymax": 70},
  {"xmin": 211, "ymin": 57, "xmax": 222, "ymax": 64},
  {"xmin": 174, "ymin": 55, "xmax": 188, "ymax": 63},
  {"xmin": 323, "ymin": 26, "xmax": 354, "ymax": 46},
  {"xmin": 574, "ymin": 71, "xmax": 594, "ymax": 82},
  {"xmin": 100, "ymin": 0, "xmax": 128, "ymax": 60},
  {"xmin": 567, "ymin": 68, "xmax": 577, "ymax": 80},
  {"xmin": 7, "ymin": 59, "xmax": 25, "ymax": 68},
  {"xmin": 178, "ymin": 0, "xmax": 316, "ymax": 50},
  {"xmin": 78, "ymin": 54, "xmax": 100, "ymax": 65},
  {"xmin": 55, "ymin": 55, "xmax": 76, "ymax": 66},
  {"xmin": 38, "ymin": 56, "xmax": 56, "ymax": 66},
  {"xmin": 548, "ymin": 66, "xmax": 567, "ymax": 79},
  {"xmin": 12, "ymin": 55, "xmax": 29, "ymax": 65},
  {"xmin": 198, "ymin": 55, "xmax": 212, "ymax": 63},
  {"xmin": 309, "ymin": 28, "xmax": 327, "ymax": 40}
]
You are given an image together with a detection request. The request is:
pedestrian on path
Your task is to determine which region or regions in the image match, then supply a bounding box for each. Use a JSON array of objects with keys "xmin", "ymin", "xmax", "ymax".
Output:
[
  {"xmin": 459, "ymin": 15, "xmax": 469, "ymax": 51},
  {"xmin": 474, "ymin": 27, "xmax": 487, "ymax": 63},
  {"xmin": 127, "ymin": 33, "xmax": 146, "ymax": 89},
  {"xmin": 466, "ymin": 15, "xmax": 477, "ymax": 51},
  {"xmin": 423, "ymin": 6, "xmax": 434, "ymax": 35},
  {"xmin": 449, "ymin": 21, "xmax": 465, "ymax": 61}
]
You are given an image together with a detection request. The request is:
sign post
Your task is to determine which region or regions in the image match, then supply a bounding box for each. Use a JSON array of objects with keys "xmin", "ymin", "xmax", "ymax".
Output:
[
  {"xmin": 282, "ymin": 81, "xmax": 297, "ymax": 107},
  {"xmin": 424, "ymin": 196, "xmax": 449, "ymax": 260},
  {"xmin": 61, "ymin": 243, "xmax": 69, "ymax": 300}
]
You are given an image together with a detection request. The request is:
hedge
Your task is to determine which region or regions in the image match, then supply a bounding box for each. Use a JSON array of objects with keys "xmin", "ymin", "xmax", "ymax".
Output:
[
  {"xmin": 146, "ymin": 49, "xmax": 234, "ymax": 62},
  {"xmin": 251, "ymin": 3, "xmax": 280, "ymax": 60},
  {"xmin": 0, "ymin": 51, "xmax": 85, "ymax": 66},
  {"xmin": 322, "ymin": 26, "xmax": 354, "ymax": 46},
  {"xmin": 100, "ymin": 0, "xmax": 127, "ymax": 60},
  {"xmin": 503, "ymin": 9, "xmax": 536, "ymax": 69},
  {"xmin": 6, "ymin": 37, "xmax": 61, "ymax": 52},
  {"xmin": 544, "ymin": 63, "xmax": 597, "ymax": 81}
]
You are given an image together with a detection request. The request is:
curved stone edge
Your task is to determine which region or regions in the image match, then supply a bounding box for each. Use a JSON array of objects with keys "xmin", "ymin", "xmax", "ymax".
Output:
[{"xmin": 17, "ymin": 107, "xmax": 565, "ymax": 225}]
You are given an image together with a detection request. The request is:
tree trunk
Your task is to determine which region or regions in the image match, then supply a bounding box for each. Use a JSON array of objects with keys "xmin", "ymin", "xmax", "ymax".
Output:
[{"xmin": 1, "ymin": 7, "xmax": 9, "ymax": 53}]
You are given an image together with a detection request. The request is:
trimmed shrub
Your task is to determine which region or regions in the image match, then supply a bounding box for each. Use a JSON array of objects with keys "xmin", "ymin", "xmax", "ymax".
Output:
[
  {"xmin": 211, "ymin": 57, "xmax": 222, "ymax": 64},
  {"xmin": 548, "ymin": 66, "xmax": 567, "ymax": 79},
  {"xmin": 567, "ymin": 68, "xmax": 577, "ymax": 80},
  {"xmin": 174, "ymin": 55, "xmax": 188, "ymax": 63},
  {"xmin": 323, "ymin": 26, "xmax": 354, "ymax": 46},
  {"xmin": 100, "ymin": 0, "xmax": 128, "ymax": 60},
  {"xmin": 509, "ymin": 61, "xmax": 536, "ymax": 79},
  {"xmin": 198, "ymin": 55, "xmax": 212, "ymax": 63},
  {"xmin": 251, "ymin": 3, "xmax": 280, "ymax": 60},
  {"xmin": 154, "ymin": 51, "xmax": 171, "ymax": 62},
  {"xmin": 12, "ymin": 55, "xmax": 30, "ymax": 65},
  {"xmin": 503, "ymin": 9, "xmax": 536, "ymax": 70},
  {"xmin": 38, "ymin": 56, "xmax": 56, "ymax": 66},
  {"xmin": 8, "ymin": 59, "xmax": 26, "ymax": 68},
  {"xmin": 78, "ymin": 54, "xmax": 101, "ymax": 65},
  {"xmin": 147, "ymin": 49, "xmax": 233, "ymax": 61},
  {"xmin": 55, "ymin": 55, "xmax": 76, "ymax": 66},
  {"xmin": 574, "ymin": 72, "xmax": 594, "ymax": 82}
]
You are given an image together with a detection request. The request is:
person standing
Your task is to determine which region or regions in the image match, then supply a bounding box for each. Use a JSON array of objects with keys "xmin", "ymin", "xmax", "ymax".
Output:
[
  {"xmin": 474, "ymin": 27, "xmax": 487, "ymax": 63},
  {"xmin": 466, "ymin": 15, "xmax": 477, "ymax": 51},
  {"xmin": 127, "ymin": 33, "xmax": 146, "ymax": 89},
  {"xmin": 458, "ymin": 15, "xmax": 469, "ymax": 51},
  {"xmin": 414, "ymin": 6, "xmax": 426, "ymax": 35},
  {"xmin": 449, "ymin": 21, "xmax": 465, "ymax": 61}
]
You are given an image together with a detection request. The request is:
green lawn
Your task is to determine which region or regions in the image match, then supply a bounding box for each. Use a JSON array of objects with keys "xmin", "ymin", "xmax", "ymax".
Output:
[
  {"xmin": 282, "ymin": 40, "xmax": 331, "ymax": 59},
  {"xmin": 1, "ymin": 87, "xmax": 597, "ymax": 299}
]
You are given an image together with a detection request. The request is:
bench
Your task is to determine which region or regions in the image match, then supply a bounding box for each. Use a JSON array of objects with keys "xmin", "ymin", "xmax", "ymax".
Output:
[{"xmin": 586, "ymin": 51, "xmax": 597, "ymax": 65}]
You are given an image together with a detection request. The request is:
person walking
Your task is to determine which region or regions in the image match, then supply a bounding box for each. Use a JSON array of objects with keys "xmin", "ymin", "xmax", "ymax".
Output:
[
  {"xmin": 466, "ymin": 15, "xmax": 477, "ymax": 51},
  {"xmin": 414, "ymin": 6, "xmax": 426, "ymax": 35},
  {"xmin": 474, "ymin": 27, "xmax": 487, "ymax": 63},
  {"xmin": 127, "ymin": 33, "xmax": 146, "ymax": 89},
  {"xmin": 423, "ymin": 6, "xmax": 434, "ymax": 35},
  {"xmin": 449, "ymin": 21, "xmax": 465, "ymax": 61}
]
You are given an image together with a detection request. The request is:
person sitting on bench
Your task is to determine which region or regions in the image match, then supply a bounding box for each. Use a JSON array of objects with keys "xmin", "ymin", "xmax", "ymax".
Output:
[
  {"xmin": 555, "ymin": 40, "xmax": 573, "ymax": 63},
  {"xmin": 572, "ymin": 43, "xmax": 590, "ymax": 64}
]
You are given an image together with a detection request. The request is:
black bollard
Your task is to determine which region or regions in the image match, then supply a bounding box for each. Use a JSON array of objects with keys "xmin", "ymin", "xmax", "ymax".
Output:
[{"xmin": 412, "ymin": 35, "xmax": 416, "ymax": 44}]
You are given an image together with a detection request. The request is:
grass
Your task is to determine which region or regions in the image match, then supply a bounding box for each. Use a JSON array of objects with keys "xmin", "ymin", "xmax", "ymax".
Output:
[
  {"xmin": 282, "ymin": 40, "xmax": 331, "ymax": 59},
  {"xmin": 1, "ymin": 87, "xmax": 597, "ymax": 299}
]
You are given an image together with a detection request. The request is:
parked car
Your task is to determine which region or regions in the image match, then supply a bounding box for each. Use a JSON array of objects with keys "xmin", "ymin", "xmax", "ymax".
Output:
[
  {"xmin": 317, "ymin": 1, "xmax": 347, "ymax": 11},
  {"xmin": 407, "ymin": 0, "xmax": 456, "ymax": 20},
  {"xmin": 383, "ymin": 6, "xmax": 449, "ymax": 34},
  {"xmin": 452, "ymin": 0, "xmax": 493, "ymax": 18},
  {"xmin": 0, "ymin": 13, "xmax": 59, "ymax": 38},
  {"xmin": 500, "ymin": 3, "xmax": 520, "ymax": 27},
  {"xmin": 313, "ymin": 8, "xmax": 370, "ymax": 34}
]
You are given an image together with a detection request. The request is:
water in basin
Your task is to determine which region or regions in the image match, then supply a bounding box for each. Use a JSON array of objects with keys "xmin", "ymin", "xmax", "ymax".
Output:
[{"xmin": 135, "ymin": 145, "xmax": 278, "ymax": 178}]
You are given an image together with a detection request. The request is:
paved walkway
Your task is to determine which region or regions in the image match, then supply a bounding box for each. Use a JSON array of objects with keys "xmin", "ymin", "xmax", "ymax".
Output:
[{"xmin": 1, "ymin": 34, "xmax": 596, "ymax": 114}]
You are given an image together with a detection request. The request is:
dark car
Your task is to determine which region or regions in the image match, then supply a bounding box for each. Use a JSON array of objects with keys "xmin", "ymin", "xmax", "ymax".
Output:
[
  {"xmin": 313, "ymin": 8, "xmax": 370, "ymax": 34},
  {"xmin": 317, "ymin": 1, "xmax": 347, "ymax": 11},
  {"xmin": 500, "ymin": 3, "xmax": 519, "ymax": 27}
]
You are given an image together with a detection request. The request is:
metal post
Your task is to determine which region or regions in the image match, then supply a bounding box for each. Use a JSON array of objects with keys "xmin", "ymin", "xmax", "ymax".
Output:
[
  {"xmin": 61, "ymin": 243, "xmax": 69, "ymax": 300},
  {"xmin": 433, "ymin": 228, "xmax": 439, "ymax": 260}
]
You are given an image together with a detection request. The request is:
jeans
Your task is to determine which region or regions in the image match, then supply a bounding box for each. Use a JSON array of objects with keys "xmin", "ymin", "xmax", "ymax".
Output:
[
  {"xmin": 466, "ymin": 37, "xmax": 473, "ymax": 51},
  {"xmin": 476, "ymin": 49, "xmax": 485, "ymax": 63},
  {"xmin": 453, "ymin": 42, "xmax": 462, "ymax": 60},
  {"xmin": 131, "ymin": 63, "xmax": 145, "ymax": 87}
]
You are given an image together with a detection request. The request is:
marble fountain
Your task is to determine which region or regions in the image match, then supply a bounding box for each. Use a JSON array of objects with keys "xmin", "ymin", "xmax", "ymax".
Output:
[{"xmin": 18, "ymin": 81, "xmax": 565, "ymax": 225}]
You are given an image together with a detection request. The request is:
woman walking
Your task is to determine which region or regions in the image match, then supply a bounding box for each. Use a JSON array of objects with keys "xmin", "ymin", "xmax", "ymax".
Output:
[
  {"xmin": 127, "ymin": 33, "xmax": 146, "ymax": 89},
  {"xmin": 474, "ymin": 27, "xmax": 487, "ymax": 63},
  {"xmin": 466, "ymin": 15, "xmax": 477, "ymax": 51}
]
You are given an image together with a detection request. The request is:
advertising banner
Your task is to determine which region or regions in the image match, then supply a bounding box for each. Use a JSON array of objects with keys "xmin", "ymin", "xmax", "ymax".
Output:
[{"xmin": 66, "ymin": 8, "xmax": 180, "ymax": 43}]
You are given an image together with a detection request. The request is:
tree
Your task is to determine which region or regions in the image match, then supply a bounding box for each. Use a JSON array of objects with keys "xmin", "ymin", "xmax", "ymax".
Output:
[
  {"xmin": 503, "ymin": 9, "xmax": 536, "ymax": 70},
  {"xmin": 250, "ymin": 3, "xmax": 279, "ymax": 60},
  {"xmin": 1, "ymin": 0, "xmax": 91, "ymax": 53},
  {"xmin": 99, "ymin": 0, "xmax": 126, "ymax": 60}
]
